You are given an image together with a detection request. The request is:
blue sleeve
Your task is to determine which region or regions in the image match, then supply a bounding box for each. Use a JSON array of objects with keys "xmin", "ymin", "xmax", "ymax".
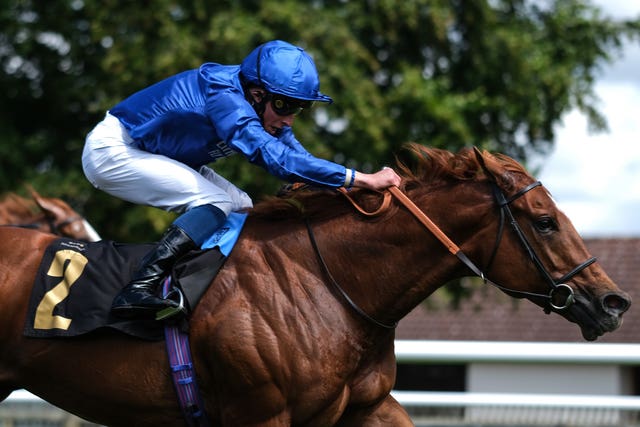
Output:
[{"xmin": 205, "ymin": 88, "xmax": 346, "ymax": 188}]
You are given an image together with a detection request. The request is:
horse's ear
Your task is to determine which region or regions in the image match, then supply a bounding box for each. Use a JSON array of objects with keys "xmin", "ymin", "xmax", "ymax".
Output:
[
  {"xmin": 473, "ymin": 147, "xmax": 498, "ymax": 183},
  {"xmin": 29, "ymin": 186, "xmax": 64, "ymax": 219},
  {"xmin": 27, "ymin": 185, "xmax": 45, "ymax": 209}
]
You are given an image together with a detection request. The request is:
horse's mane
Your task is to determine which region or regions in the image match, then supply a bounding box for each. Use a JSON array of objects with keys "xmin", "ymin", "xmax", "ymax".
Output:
[{"xmin": 249, "ymin": 143, "xmax": 533, "ymax": 222}]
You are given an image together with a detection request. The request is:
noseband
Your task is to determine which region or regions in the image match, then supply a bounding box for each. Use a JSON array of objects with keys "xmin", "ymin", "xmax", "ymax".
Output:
[{"xmin": 388, "ymin": 182, "xmax": 596, "ymax": 313}]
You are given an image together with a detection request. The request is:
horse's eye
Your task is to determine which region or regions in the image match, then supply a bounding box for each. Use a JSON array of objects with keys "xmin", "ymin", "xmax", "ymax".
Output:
[{"xmin": 535, "ymin": 216, "xmax": 557, "ymax": 233}]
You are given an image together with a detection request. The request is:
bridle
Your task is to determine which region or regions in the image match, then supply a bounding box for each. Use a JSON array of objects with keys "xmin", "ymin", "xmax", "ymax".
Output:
[
  {"xmin": 305, "ymin": 181, "xmax": 597, "ymax": 329},
  {"xmin": 2, "ymin": 215, "xmax": 84, "ymax": 236},
  {"xmin": 483, "ymin": 182, "xmax": 596, "ymax": 313}
]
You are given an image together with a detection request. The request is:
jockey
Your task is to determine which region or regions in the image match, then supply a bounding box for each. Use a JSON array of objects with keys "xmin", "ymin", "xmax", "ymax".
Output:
[{"xmin": 82, "ymin": 40, "xmax": 401, "ymax": 320}]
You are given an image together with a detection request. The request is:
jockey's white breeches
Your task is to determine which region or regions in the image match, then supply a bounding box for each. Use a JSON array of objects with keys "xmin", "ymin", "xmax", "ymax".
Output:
[{"xmin": 82, "ymin": 113, "xmax": 253, "ymax": 215}]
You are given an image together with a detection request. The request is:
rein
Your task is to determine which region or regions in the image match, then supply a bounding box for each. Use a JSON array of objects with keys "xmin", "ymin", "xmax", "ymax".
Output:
[
  {"xmin": 305, "ymin": 179, "xmax": 596, "ymax": 330},
  {"xmin": 304, "ymin": 217, "xmax": 397, "ymax": 329},
  {"xmin": 2, "ymin": 215, "xmax": 83, "ymax": 235}
]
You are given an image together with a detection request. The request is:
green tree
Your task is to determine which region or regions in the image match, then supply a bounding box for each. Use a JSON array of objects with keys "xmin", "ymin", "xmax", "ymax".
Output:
[{"xmin": 1, "ymin": 0, "xmax": 638, "ymax": 240}]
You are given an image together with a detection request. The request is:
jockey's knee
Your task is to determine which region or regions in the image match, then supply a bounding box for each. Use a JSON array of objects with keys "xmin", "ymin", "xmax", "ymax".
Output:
[{"xmin": 173, "ymin": 204, "xmax": 228, "ymax": 246}]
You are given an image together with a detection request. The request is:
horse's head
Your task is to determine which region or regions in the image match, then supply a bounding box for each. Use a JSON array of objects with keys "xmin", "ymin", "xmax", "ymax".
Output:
[
  {"xmin": 466, "ymin": 147, "xmax": 631, "ymax": 341},
  {"xmin": 29, "ymin": 188, "xmax": 101, "ymax": 242}
]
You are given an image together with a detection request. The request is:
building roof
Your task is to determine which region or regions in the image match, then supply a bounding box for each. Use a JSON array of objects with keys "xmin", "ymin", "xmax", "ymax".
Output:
[{"xmin": 396, "ymin": 238, "xmax": 639, "ymax": 343}]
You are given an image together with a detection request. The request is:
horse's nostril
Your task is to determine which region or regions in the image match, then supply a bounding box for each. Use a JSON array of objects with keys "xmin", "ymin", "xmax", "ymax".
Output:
[{"xmin": 602, "ymin": 293, "xmax": 631, "ymax": 314}]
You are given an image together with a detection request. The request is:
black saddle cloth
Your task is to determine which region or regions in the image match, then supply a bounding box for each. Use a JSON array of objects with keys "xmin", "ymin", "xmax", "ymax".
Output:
[{"xmin": 23, "ymin": 238, "xmax": 225, "ymax": 341}]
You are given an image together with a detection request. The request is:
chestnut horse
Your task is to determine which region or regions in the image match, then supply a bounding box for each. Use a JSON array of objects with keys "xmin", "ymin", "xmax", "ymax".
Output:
[
  {"xmin": 0, "ymin": 187, "xmax": 100, "ymax": 242},
  {"xmin": 0, "ymin": 145, "xmax": 630, "ymax": 426}
]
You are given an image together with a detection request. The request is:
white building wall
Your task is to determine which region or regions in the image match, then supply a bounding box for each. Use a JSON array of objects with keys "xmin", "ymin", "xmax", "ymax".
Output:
[{"xmin": 468, "ymin": 363, "xmax": 624, "ymax": 395}]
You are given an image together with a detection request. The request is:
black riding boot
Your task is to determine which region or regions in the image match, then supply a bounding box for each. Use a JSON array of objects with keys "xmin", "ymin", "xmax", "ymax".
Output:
[{"xmin": 111, "ymin": 225, "xmax": 196, "ymax": 319}]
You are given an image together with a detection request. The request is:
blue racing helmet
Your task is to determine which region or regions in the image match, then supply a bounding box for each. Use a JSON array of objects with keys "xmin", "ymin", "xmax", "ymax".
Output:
[{"xmin": 240, "ymin": 40, "xmax": 333, "ymax": 103}]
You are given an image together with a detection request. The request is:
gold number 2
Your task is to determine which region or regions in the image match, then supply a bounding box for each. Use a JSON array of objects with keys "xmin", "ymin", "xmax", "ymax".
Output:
[{"xmin": 34, "ymin": 249, "xmax": 88, "ymax": 330}]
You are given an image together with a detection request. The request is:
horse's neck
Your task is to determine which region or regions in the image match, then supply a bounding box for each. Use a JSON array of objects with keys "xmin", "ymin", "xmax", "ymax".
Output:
[
  {"xmin": 304, "ymin": 185, "xmax": 494, "ymax": 325},
  {"xmin": 299, "ymin": 215, "xmax": 464, "ymax": 325},
  {"xmin": 237, "ymin": 184, "xmax": 493, "ymax": 329}
]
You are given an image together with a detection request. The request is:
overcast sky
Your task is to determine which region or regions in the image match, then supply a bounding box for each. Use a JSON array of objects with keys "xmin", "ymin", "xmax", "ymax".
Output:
[{"xmin": 538, "ymin": 1, "xmax": 640, "ymax": 237}]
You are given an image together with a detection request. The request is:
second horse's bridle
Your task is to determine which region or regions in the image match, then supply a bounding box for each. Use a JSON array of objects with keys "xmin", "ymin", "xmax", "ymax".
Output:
[{"xmin": 2, "ymin": 215, "xmax": 84, "ymax": 236}]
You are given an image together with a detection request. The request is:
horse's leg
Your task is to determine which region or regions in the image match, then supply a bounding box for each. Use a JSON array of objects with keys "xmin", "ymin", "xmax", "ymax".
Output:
[{"xmin": 336, "ymin": 395, "xmax": 414, "ymax": 427}]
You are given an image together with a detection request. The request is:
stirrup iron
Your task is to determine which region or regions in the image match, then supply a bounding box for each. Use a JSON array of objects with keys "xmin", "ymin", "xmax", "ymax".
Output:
[{"xmin": 156, "ymin": 287, "xmax": 187, "ymax": 320}]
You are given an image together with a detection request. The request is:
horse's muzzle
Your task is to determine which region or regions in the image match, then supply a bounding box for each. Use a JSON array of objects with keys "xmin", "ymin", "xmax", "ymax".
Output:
[{"xmin": 567, "ymin": 290, "xmax": 631, "ymax": 341}]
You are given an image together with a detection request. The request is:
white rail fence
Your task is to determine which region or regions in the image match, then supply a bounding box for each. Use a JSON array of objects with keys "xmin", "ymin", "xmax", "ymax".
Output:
[
  {"xmin": 392, "ymin": 340, "xmax": 640, "ymax": 426},
  {"xmin": 3, "ymin": 340, "xmax": 640, "ymax": 426},
  {"xmin": 394, "ymin": 340, "xmax": 640, "ymax": 364}
]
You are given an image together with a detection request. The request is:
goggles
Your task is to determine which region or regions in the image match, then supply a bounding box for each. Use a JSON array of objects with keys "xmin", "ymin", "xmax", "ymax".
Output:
[{"xmin": 268, "ymin": 94, "xmax": 313, "ymax": 116}]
